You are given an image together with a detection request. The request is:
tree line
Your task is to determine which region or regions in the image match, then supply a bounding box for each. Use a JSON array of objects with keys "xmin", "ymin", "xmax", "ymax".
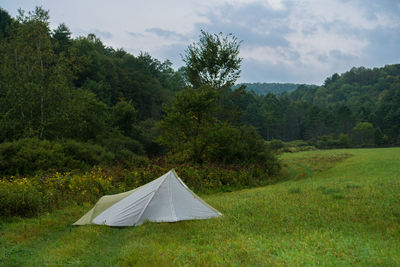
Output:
[
  {"xmin": 238, "ymin": 64, "xmax": 400, "ymax": 148},
  {"xmin": 0, "ymin": 7, "xmax": 185, "ymax": 161},
  {"xmin": 0, "ymin": 7, "xmax": 399, "ymax": 177},
  {"xmin": 0, "ymin": 7, "xmax": 279, "ymax": 176}
]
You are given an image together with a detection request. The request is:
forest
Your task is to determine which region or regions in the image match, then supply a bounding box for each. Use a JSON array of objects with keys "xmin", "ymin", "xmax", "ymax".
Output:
[
  {"xmin": 240, "ymin": 64, "xmax": 400, "ymax": 147},
  {"xmin": 0, "ymin": 7, "xmax": 399, "ymax": 178}
]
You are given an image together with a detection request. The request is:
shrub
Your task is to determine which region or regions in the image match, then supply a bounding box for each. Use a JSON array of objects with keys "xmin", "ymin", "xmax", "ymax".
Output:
[
  {"xmin": 0, "ymin": 138, "xmax": 115, "ymax": 176},
  {"xmin": 97, "ymin": 130, "xmax": 145, "ymax": 156},
  {"xmin": 67, "ymin": 169, "xmax": 114, "ymax": 203},
  {"xmin": 117, "ymin": 160, "xmax": 281, "ymax": 194},
  {"xmin": 268, "ymin": 139, "xmax": 285, "ymax": 150},
  {"xmin": 266, "ymin": 139, "xmax": 316, "ymax": 153},
  {"xmin": 0, "ymin": 138, "xmax": 67, "ymax": 176},
  {"xmin": 206, "ymin": 125, "xmax": 280, "ymax": 171},
  {"xmin": 0, "ymin": 178, "xmax": 43, "ymax": 217},
  {"xmin": 0, "ymin": 169, "xmax": 116, "ymax": 217},
  {"xmin": 0, "ymin": 158, "xmax": 284, "ymax": 217},
  {"xmin": 61, "ymin": 139, "xmax": 114, "ymax": 167},
  {"xmin": 288, "ymin": 140, "xmax": 310, "ymax": 147}
]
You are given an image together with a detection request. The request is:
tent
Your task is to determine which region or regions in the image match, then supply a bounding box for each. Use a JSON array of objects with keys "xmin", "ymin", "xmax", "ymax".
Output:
[{"xmin": 73, "ymin": 169, "xmax": 222, "ymax": 226}]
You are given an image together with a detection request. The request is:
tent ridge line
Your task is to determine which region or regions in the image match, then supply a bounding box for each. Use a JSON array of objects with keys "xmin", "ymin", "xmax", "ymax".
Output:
[{"xmin": 134, "ymin": 171, "xmax": 170, "ymax": 226}]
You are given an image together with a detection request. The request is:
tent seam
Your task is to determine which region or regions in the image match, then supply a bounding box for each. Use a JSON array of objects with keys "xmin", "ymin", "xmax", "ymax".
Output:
[
  {"xmin": 134, "ymin": 172, "xmax": 170, "ymax": 226},
  {"xmin": 168, "ymin": 175, "xmax": 178, "ymax": 221}
]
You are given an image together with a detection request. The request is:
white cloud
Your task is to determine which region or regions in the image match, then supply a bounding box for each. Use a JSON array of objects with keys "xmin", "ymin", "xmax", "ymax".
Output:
[{"xmin": 241, "ymin": 46, "xmax": 295, "ymax": 65}]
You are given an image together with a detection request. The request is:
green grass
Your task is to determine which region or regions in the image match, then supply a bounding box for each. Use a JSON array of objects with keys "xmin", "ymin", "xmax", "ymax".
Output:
[{"xmin": 1, "ymin": 148, "xmax": 400, "ymax": 266}]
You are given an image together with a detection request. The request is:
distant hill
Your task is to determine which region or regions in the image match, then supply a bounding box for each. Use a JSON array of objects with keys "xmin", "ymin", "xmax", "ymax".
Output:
[
  {"xmin": 234, "ymin": 83, "xmax": 306, "ymax": 95},
  {"xmin": 289, "ymin": 64, "xmax": 400, "ymax": 109},
  {"xmin": 237, "ymin": 64, "xmax": 400, "ymax": 144}
]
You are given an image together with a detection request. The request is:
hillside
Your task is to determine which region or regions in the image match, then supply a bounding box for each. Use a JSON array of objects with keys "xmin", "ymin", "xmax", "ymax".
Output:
[
  {"xmin": 290, "ymin": 65, "xmax": 400, "ymax": 108},
  {"xmin": 2, "ymin": 148, "xmax": 400, "ymax": 266},
  {"xmin": 238, "ymin": 64, "xmax": 400, "ymax": 145},
  {"xmin": 234, "ymin": 82, "xmax": 304, "ymax": 95}
]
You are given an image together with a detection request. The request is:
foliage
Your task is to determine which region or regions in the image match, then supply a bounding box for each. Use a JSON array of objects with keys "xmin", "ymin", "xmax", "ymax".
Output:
[
  {"xmin": 266, "ymin": 139, "xmax": 317, "ymax": 153},
  {"xmin": 0, "ymin": 7, "xmax": 72, "ymax": 140},
  {"xmin": 61, "ymin": 139, "xmax": 114, "ymax": 167},
  {"xmin": 0, "ymin": 158, "xmax": 281, "ymax": 217},
  {"xmin": 0, "ymin": 6, "xmax": 399, "ymax": 185},
  {"xmin": 0, "ymin": 138, "xmax": 114, "ymax": 176},
  {"xmin": 158, "ymin": 85, "xmax": 218, "ymax": 163},
  {"xmin": 0, "ymin": 7, "xmax": 12, "ymax": 39},
  {"xmin": 352, "ymin": 122, "xmax": 375, "ymax": 147},
  {"xmin": 235, "ymin": 82, "xmax": 301, "ymax": 95},
  {"xmin": 237, "ymin": 64, "xmax": 400, "ymax": 147},
  {"xmin": 183, "ymin": 30, "xmax": 242, "ymax": 89},
  {"xmin": 159, "ymin": 84, "xmax": 278, "ymax": 167},
  {"xmin": 0, "ymin": 7, "xmax": 184, "ymax": 150},
  {"xmin": 0, "ymin": 177, "xmax": 42, "ymax": 217},
  {"xmin": 0, "ymin": 169, "xmax": 114, "ymax": 217},
  {"xmin": 160, "ymin": 31, "xmax": 279, "ymax": 169}
]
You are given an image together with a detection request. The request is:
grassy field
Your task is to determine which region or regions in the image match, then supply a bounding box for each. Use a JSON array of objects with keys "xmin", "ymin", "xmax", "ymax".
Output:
[{"xmin": 1, "ymin": 148, "xmax": 400, "ymax": 266}]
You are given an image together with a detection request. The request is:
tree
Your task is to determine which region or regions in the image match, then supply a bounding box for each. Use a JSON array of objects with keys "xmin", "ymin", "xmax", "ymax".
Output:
[
  {"xmin": 57, "ymin": 89, "xmax": 108, "ymax": 141},
  {"xmin": 52, "ymin": 23, "xmax": 72, "ymax": 54},
  {"xmin": 183, "ymin": 30, "xmax": 242, "ymax": 90},
  {"xmin": 112, "ymin": 100, "xmax": 137, "ymax": 137},
  {"xmin": 158, "ymin": 86, "xmax": 218, "ymax": 163},
  {"xmin": 0, "ymin": 8, "xmax": 12, "ymax": 39},
  {"xmin": 159, "ymin": 31, "xmax": 277, "ymax": 168},
  {"xmin": 0, "ymin": 7, "xmax": 72, "ymax": 141},
  {"xmin": 336, "ymin": 104, "xmax": 354, "ymax": 134},
  {"xmin": 353, "ymin": 122, "xmax": 375, "ymax": 147}
]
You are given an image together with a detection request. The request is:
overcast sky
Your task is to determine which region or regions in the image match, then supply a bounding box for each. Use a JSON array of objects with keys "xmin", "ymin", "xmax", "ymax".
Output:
[{"xmin": 2, "ymin": 0, "xmax": 400, "ymax": 84}]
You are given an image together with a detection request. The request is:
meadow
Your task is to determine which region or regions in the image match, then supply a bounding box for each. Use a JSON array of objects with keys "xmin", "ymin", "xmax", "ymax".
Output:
[{"xmin": 1, "ymin": 148, "xmax": 399, "ymax": 266}]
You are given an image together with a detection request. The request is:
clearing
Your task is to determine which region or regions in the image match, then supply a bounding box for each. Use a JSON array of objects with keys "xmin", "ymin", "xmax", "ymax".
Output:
[{"xmin": 1, "ymin": 148, "xmax": 400, "ymax": 266}]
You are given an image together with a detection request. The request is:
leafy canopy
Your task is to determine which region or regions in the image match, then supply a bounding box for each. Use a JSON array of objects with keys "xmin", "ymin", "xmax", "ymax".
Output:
[{"xmin": 183, "ymin": 30, "xmax": 242, "ymax": 90}]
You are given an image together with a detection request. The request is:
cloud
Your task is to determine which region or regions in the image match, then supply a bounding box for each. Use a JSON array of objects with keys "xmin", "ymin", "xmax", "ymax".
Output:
[
  {"xmin": 127, "ymin": 32, "xmax": 144, "ymax": 38},
  {"xmin": 145, "ymin": 28, "xmax": 187, "ymax": 41},
  {"xmin": 192, "ymin": 0, "xmax": 400, "ymax": 84}
]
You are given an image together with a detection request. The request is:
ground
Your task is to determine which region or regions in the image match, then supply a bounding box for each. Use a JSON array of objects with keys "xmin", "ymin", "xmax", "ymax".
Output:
[{"xmin": 1, "ymin": 148, "xmax": 400, "ymax": 266}]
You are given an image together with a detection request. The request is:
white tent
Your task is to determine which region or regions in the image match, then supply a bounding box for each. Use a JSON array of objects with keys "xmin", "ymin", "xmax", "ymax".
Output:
[{"xmin": 73, "ymin": 169, "xmax": 222, "ymax": 227}]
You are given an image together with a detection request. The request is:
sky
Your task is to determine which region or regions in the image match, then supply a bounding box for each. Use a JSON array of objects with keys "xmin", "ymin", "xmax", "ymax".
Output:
[{"xmin": 2, "ymin": 0, "xmax": 400, "ymax": 85}]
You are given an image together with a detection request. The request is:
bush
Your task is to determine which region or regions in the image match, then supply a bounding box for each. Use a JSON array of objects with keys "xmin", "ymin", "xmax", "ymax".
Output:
[
  {"xmin": 67, "ymin": 169, "xmax": 114, "ymax": 203},
  {"xmin": 0, "ymin": 178, "xmax": 43, "ymax": 217},
  {"xmin": 287, "ymin": 140, "xmax": 310, "ymax": 147},
  {"xmin": 0, "ymin": 138, "xmax": 115, "ymax": 176},
  {"xmin": 206, "ymin": 125, "xmax": 280, "ymax": 171},
  {"xmin": 264, "ymin": 139, "xmax": 316, "ymax": 153},
  {"xmin": 62, "ymin": 139, "xmax": 114, "ymax": 167},
  {"xmin": 0, "ymin": 138, "xmax": 67, "ymax": 176},
  {"xmin": 268, "ymin": 139, "xmax": 285, "ymax": 150},
  {"xmin": 97, "ymin": 130, "xmax": 145, "ymax": 156},
  {"xmin": 0, "ymin": 169, "xmax": 116, "ymax": 217},
  {"xmin": 116, "ymin": 160, "xmax": 281, "ymax": 194}
]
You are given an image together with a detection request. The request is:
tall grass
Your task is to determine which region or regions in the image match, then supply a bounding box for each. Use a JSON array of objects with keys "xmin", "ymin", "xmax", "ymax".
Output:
[{"xmin": 1, "ymin": 148, "xmax": 399, "ymax": 266}]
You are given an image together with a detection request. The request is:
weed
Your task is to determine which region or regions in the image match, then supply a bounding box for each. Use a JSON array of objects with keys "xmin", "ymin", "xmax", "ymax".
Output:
[
  {"xmin": 345, "ymin": 184, "xmax": 362, "ymax": 190},
  {"xmin": 318, "ymin": 186, "xmax": 343, "ymax": 195},
  {"xmin": 288, "ymin": 187, "xmax": 301, "ymax": 194}
]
